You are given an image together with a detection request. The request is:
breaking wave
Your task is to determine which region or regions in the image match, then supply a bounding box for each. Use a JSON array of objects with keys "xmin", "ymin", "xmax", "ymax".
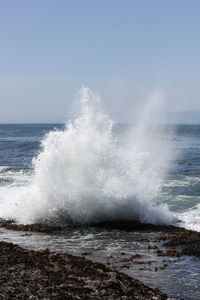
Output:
[{"xmin": 0, "ymin": 87, "xmax": 176, "ymax": 225}]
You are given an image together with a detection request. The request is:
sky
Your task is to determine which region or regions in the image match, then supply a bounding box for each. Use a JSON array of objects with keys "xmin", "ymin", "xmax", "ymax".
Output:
[{"xmin": 0, "ymin": 0, "xmax": 200, "ymax": 123}]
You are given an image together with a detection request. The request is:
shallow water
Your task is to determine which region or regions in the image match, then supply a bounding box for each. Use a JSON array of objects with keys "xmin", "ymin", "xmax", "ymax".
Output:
[{"xmin": 0, "ymin": 226, "xmax": 200, "ymax": 299}]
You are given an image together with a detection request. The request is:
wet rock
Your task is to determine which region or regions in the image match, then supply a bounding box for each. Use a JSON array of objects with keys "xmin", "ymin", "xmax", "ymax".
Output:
[
  {"xmin": 165, "ymin": 235, "xmax": 200, "ymax": 257},
  {"xmin": 0, "ymin": 241, "xmax": 167, "ymax": 299},
  {"xmin": 0, "ymin": 219, "xmax": 61, "ymax": 233},
  {"xmin": 130, "ymin": 254, "xmax": 143, "ymax": 259},
  {"xmin": 148, "ymin": 245, "xmax": 158, "ymax": 250},
  {"xmin": 157, "ymin": 249, "xmax": 181, "ymax": 257},
  {"xmin": 81, "ymin": 251, "xmax": 92, "ymax": 256}
]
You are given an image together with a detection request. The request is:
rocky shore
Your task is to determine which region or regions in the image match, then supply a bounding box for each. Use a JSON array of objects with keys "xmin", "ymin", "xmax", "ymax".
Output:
[
  {"xmin": 92, "ymin": 221, "xmax": 200, "ymax": 258},
  {"xmin": 1, "ymin": 219, "xmax": 200, "ymax": 299},
  {"xmin": 0, "ymin": 240, "xmax": 167, "ymax": 300}
]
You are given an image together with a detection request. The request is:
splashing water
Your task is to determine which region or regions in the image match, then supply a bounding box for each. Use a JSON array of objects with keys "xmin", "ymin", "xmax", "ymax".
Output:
[{"xmin": 0, "ymin": 87, "xmax": 176, "ymax": 225}]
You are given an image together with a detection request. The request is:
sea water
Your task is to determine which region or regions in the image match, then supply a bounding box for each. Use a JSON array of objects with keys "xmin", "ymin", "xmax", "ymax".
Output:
[
  {"xmin": 1, "ymin": 87, "xmax": 200, "ymax": 299},
  {"xmin": 0, "ymin": 87, "xmax": 176, "ymax": 225}
]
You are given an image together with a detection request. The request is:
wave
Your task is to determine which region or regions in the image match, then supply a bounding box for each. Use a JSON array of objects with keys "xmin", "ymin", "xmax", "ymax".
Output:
[
  {"xmin": 0, "ymin": 87, "xmax": 176, "ymax": 225},
  {"xmin": 178, "ymin": 204, "xmax": 200, "ymax": 231}
]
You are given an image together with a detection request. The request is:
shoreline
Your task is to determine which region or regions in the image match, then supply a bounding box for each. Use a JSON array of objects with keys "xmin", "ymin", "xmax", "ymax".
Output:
[
  {"xmin": 1, "ymin": 220, "xmax": 200, "ymax": 299},
  {"xmin": 0, "ymin": 240, "xmax": 168, "ymax": 300},
  {"xmin": 1, "ymin": 219, "xmax": 200, "ymax": 258}
]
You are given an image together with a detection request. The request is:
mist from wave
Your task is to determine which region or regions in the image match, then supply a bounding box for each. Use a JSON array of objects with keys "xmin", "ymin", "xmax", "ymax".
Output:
[{"xmin": 0, "ymin": 87, "xmax": 176, "ymax": 225}]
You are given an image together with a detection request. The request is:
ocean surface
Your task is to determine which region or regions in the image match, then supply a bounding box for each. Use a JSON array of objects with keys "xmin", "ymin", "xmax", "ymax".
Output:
[
  {"xmin": 0, "ymin": 88, "xmax": 200, "ymax": 299},
  {"xmin": 0, "ymin": 123, "xmax": 200, "ymax": 299},
  {"xmin": 0, "ymin": 123, "xmax": 200, "ymax": 229}
]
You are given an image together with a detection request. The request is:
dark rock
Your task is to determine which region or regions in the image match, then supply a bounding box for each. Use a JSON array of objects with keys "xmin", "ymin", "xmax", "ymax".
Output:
[
  {"xmin": 0, "ymin": 240, "xmax": 167, "ymax": 299},
  {"xmin": 81, "ymin": 252, "xmax": 92, "ymax": 256}
]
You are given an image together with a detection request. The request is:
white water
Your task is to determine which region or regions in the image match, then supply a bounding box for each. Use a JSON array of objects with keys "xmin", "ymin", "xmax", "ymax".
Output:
[
  {"xmin": 179, "ymin": 205, "xmax": 200, "ymax": 231},
  {"xmin": 0, "ymin": 87, "xmax": 176, "ymax": 225}
]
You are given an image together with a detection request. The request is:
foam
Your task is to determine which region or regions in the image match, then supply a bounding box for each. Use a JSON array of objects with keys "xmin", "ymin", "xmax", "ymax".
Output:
[{"xmin": 0, "ymin": 87, "xmax": 176, "ymax": 225}]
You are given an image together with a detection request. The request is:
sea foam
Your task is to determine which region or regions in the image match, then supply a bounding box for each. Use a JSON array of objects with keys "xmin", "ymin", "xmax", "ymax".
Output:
[{"xmin": 0, "ymin": 87, "xmax": 176, "ymax": 225}]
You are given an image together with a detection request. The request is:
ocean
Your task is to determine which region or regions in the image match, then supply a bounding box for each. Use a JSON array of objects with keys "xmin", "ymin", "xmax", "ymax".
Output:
[
  {"xmin": 0, "ymin": 88, "xmax": 200, "ymax": 299},
  {"xmin": 1, "ymin": 123, "xmax": 200, "ymax": 228}
]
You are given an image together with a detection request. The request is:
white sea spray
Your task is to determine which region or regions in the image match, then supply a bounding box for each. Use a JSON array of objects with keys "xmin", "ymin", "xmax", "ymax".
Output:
[{"xmin": 0, "ymin": 87, "xmax": 176, "ymax": 225}]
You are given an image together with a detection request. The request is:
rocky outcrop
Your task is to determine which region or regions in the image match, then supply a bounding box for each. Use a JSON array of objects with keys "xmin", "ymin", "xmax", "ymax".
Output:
[{"xmin": 0, "ymin": 241, "xmax": 167, "ymax": 300}]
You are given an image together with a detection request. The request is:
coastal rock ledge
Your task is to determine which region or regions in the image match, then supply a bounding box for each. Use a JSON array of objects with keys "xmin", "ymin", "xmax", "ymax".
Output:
[{"xmin": 0, "ymin": 241, "xmax": 169, "ymax": 300}]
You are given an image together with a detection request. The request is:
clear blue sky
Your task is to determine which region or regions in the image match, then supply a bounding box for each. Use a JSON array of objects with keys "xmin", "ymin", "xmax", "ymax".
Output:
[{"xmin": 0, "ymin": 0, "xmax": 200, "ymax": 123}]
